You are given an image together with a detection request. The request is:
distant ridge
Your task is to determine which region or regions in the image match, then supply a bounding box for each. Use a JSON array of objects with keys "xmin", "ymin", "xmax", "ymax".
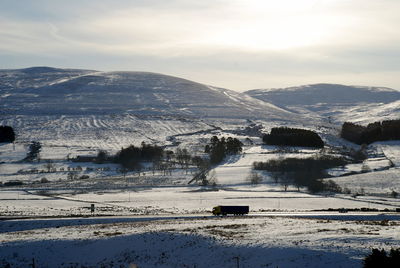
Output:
[
  {"xmin": 245, "ymin": 83, "xmax": 400, "ymax": 124},
  {"xmin": 246, "ymin": 83, "xmax": 400, "ymax": 106}
]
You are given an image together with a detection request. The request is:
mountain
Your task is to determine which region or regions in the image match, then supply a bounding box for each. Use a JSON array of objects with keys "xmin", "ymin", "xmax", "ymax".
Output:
[
  {"xmin": 1, "ymin": 67, "xmax": 311, "ymax": 149},
  {"xmin": 246, "ymin": 83, "xmax": 400, "ymax": 124},
  {"xmin": 1, "ymin": 67, "xmax": 296, "ymax": 121}
]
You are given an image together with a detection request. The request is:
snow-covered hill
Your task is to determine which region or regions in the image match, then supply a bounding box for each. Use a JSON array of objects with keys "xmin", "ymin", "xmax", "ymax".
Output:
[
  {"xmin": 1, "ymin": 67, "xmax": 313, "ymax": 154},
  {"xmin": 246, "ymin": 83, "xmax": 400, "ymax": 124},
  {"xmin": 1, "ymin": 67, "xmax": 295, "ymax": 120}
]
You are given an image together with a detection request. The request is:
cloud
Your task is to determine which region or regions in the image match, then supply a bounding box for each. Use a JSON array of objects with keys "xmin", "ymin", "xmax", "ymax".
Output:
[{"xmin": 0, "ymin": 0, "xmax": 399, "ymax": 90}]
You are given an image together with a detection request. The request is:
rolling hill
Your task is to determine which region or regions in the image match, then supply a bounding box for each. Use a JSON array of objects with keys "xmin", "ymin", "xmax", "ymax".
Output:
[
  {"xmin": 1, "ymin": 67, "xmax": 295, "ymax": 120},
  {"xmin": 0, "ymin": 67, "xmax": 309, "ymax": 151},
  {"xmin": 246, "ymin": 83, "xmax": 400, "ymax": 124}
]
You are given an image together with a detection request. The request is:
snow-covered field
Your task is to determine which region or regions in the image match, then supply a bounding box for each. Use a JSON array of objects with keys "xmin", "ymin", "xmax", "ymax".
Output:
[
  {"xmin": 1, "ymin": 130, "xmax": 400, "ymax": 268},
  {"xmin": 2, "ymin": 140, "xmax": 400, "ymax": 267},
  {"xmin": 0, "ymin": 141, "xmax": 400, "ymax": 267}
]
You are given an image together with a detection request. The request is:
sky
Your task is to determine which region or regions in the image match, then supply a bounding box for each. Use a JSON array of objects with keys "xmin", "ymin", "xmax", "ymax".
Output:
[{"xmin": 1, "ymin": 0, "xmax": 400, "ymax": 91}]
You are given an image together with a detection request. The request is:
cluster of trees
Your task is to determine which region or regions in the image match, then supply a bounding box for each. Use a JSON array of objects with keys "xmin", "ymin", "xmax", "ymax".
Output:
[
  {"xmin": 0, "ymin": 126, "xmax": 15, "ymax": 143},
  {"xmin": 364, "ymin": 248, "xmax": 400, "ymax": 268},
  {"xmin": 205, "ymin": 136, "xmax": 243, "ymax": 164},
  {"xmin": 114, "ymin": 142, "xmax": 164, "ymax": 170},
  {"xmin": 341, "ymin": 119, "xmax": 400, "ymax": 145},
  {"xmin": 253, "ymin": 155, "xmax": 348, "ymax": 192},
  {"xmin": 263, "ymin": 127, "xmax": 324, "ymax": 148}
]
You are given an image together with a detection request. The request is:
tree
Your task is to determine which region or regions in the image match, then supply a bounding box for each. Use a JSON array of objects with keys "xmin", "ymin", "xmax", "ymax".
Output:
[
  {"xmin": 248, "ymin": 171, "xmax": 262, "ymax": 185},
  {"xmin": 67, "ymin": 172, "xmax": 78, "ymax": 180},
  {"xmin": 205, "ymin": 136, "xmax": 243, "ymax": 165},
  {"xmin": 363, "ymin": 248, "xmax": 400, "ymax": 268},
  {"xmin": 201, "ymin": 170, "xmax": 217, "ymax": 186},
  {"xmin": 96, "ymin": 150, "xmax": 108, "ymax": 164},
  {"xmin": 0, "ymin": 126, "xmax": 15, "ymax": 143},
  {"xmin": 25, "ymin": 141, "xmax": 42, "ymax": 162},
  {"xmin": 44, "ymin": 160, "xmax": 55, "ymax": 173},
  {"xmin": 115, "ymin": 145, "xmax": 141, "ymax": 170}
]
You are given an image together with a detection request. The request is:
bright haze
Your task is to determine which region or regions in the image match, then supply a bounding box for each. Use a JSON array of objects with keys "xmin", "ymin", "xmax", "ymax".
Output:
[{"xmin": 1, "ymin": 0, "xmax": 399, "ymax": 91}]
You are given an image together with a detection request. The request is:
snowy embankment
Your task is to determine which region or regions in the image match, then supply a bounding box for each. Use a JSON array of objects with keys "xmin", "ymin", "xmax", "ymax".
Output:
[{"xmin": 1, "ymin": 214, "xmax": 399, "ymax": 268}]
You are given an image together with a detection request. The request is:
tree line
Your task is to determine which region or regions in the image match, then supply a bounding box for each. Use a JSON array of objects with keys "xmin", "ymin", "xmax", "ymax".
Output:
[
  {"xmin": 341, "ymin": 119, "xmax": 400, "ymax": 145},
  {"xmin": 263, "ymin": 127, "xmax": 324, "ymax": 148}
]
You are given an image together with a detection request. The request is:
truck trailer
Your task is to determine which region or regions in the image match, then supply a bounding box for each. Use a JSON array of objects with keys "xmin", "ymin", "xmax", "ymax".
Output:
[{"xmin": 212, "ymin": 205, "xmax": 249, "ymax": 216}]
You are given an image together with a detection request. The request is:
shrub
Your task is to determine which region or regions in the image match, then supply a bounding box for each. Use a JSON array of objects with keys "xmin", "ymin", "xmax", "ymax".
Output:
[
  {"xmin": 363, "ymin": 248, "xmax": 400, "ymax": 268},
  {"xmin": 323, "ymin": 180, "xmax": 342, "ymax": 193},
  {"xmin": 4, "ymin": 181, "xmax": 23, "ymax": 186}
]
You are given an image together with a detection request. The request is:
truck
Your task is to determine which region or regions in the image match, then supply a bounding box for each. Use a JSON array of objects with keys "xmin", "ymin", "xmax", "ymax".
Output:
[{"xmin": 212, "ymin": 205, "xmax": 249, "ymax": 216}]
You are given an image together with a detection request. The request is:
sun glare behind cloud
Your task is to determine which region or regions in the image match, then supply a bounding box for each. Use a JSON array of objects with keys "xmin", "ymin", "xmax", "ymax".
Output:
[{"xmin": 201, "ymin": 0, "xmax": 346, "ymax": 51}]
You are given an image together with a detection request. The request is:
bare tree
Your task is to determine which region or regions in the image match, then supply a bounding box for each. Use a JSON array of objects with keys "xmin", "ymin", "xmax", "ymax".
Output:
[
  {"xmin": 44, "ymin": 160, "xmax": 55, "ymax": 173},
  {"xmin": 247, "ymin": 171, "xmax": 262, "ymax": 185}
]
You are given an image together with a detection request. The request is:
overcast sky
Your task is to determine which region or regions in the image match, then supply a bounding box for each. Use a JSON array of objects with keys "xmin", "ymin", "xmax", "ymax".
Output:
[{"xmin": 1, "ymin": 0, "xmax": 399, "ymax": 91}]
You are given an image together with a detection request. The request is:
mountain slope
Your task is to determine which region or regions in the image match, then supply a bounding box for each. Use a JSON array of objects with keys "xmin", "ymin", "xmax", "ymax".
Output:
[
  {"xmin": 1, "ymin": 67, "xmax": 314, "ymax": 151},
  {"xmin": 246, "ymin": 83, "xmax": 400, "ymax": 123},
  {"xmin": 1, "ymin": 67, "xmax": 297, "ymax": 121}
]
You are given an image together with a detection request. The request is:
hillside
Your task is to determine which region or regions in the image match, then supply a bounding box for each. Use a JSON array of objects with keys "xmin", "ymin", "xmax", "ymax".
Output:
[
  {"xmin": 246, "ymin": 83, "xmax": 400, "ymax": 124},
  {"xmin": 0, "ymin": 67, "xmax": 312, "ymax": 155},
  {"xmin": 1, "ymin": 67, "xmax": 294, "ymax": 120}
]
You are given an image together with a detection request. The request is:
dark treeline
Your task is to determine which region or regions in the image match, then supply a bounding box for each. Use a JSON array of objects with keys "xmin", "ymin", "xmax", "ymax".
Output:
[
  {"xmin": 341, "ymin": 119, "xmax": 400, "ymax": 145},
  {"xmin": 205, "ymin": 136, "xmax": 243, "ymax": 164},
  {"xmin": 0, "ymin": 126, "xmax": 15, "ymax": 143},
  {"xmin": 115, "ymin": 142, "xmax": 164, "ymax": 170},
  {"xmin": 263, "ymin": 127, "xmax": 324, "ymax": 148},
  {"xmin": 253, "ymin": 155, "xmax": 348, "ymax": 192}
]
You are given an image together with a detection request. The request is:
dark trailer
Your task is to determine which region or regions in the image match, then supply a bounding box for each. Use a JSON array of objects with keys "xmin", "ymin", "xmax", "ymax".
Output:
[{"xmin": 212, "ymin": 205, "xmax": 249, "ymax": 215}]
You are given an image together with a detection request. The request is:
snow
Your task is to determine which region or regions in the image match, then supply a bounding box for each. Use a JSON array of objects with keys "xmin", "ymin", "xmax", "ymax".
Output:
[
  {"xmin": 1, "ymin": 69, "xmax": 301, "ymax": 121},
  {"xmin": 1, "ymin": 214, "xmax": 399, "ymax": 267},
  {"xmin": 246, "ymin": 83, "xmax": 400, "ymax": 124},
  {"xmin": 1, "ymin": 67, "xmax": 400, "ymax": 267},
  {"xmin": 332, "ymin": 168, "xmax": 400, "ymax": 195}
]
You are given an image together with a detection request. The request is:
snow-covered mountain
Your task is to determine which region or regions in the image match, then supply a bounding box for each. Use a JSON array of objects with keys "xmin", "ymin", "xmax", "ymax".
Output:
[
  {"xmin": 1, "ymin": 67, "xmax": 295, "ymax": 121},
  {"xmin": 246, "ymin": 83, "xmax": 400, "ymax": 123},
  {"xmin": 1, "ymin": 67, "xmax": 312, "ymax": 150}
]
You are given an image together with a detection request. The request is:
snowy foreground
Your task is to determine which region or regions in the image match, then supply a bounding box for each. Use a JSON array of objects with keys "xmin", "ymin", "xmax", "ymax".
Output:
[
  {"xmin": 1, "ymin": 183, "xmax": 400, "ymax": 268},
  {"xmin": 1, "ymin": 140, "xmax": 400, "ymax": 267},
  {"xmin": 1, "ymin": 211, "xmax": 400, "ymax": 268}
]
